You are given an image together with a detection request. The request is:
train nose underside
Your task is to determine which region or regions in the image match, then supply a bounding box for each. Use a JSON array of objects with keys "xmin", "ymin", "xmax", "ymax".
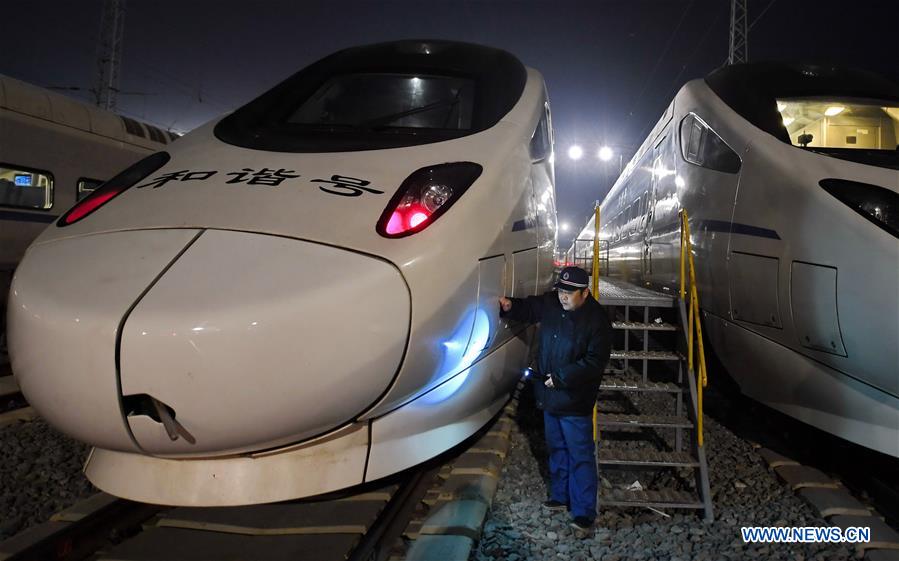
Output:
[{"xmin": 8, "ymin": 228, "xmax": 410, "ymax": 457}]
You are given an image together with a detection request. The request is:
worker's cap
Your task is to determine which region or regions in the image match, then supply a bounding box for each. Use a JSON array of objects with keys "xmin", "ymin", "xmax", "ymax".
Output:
[{"xmin": 554, "ymin": 266, "xmax": 589, "ymax": 292}]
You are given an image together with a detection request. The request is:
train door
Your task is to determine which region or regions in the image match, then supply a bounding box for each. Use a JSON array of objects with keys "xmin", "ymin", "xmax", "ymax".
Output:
[
  {"xmin": 509, "ymin": 100, "xmax": 549, "ymax": 299},
  {"xmin": 531, "ymin": 101, "xmax": 556, "ymax": 291},
  {"xmin": 678, "ymin": 113, "xmax": 742, "ymax": 315},
  {"xmin": 643, "ymin": 151, "xmax": 662, "ymax": 278},
  {"xmin": 646, "ymin": 133, "xmax": 678, "ymax": 286}
]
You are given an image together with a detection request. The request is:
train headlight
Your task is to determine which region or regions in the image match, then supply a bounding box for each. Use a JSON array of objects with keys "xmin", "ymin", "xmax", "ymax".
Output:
[
  {"xmin": 378, "ymin": 162, "xmax": 482, "ymax": 237},
  {"xmin": 820, "ymin": 178, "xmax": 899, "ymax": 239},
  {"xmin": 421, "ymin": 183, "xmax": 453, "ymax": 213},
  {"xmin": 58, "ymin": 152, "xmax": 171, "ymax": 227}
]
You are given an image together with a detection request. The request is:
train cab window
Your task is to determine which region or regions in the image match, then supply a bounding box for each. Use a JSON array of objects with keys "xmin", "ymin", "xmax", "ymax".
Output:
[
  {"xmin": 0, "ymin": 165, "xmax": 53, "ymax": 210},
  {"xmin": 215, "ymin": 40, "xmax": 528, "ymax": 152},
  {"xmin": 530, "ymin": 102, "xmax": 552, "ymax": 161},
  {"xmin": 680, "ymin": 113, "xmax": 741, "ymax": 174},
  {"xmin": 77, "ymin": 178, "xmax": 104, "ymax": 201},
  {"xmin": 779, "ymin": 99, "xmax": 899, "ymax": 169},
  {"xmin": 288, "ymin": 74, "xmax": 476, "ymax": 131}
]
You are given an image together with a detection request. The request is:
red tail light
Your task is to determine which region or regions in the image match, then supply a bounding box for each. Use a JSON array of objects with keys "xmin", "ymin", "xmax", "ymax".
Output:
[
  {"xmin": 377, "ymin": 162, "xmax": 482, "ymax": 238},
  {"xmin": 58, "ymin": 152, "xmax": 171, "ymax": 227}
]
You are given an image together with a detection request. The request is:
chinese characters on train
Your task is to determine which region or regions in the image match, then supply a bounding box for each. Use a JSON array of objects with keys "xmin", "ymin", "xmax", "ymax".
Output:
[{"xmin": 136, "ymin": 168, "xmax": 385, "ymax": 197}]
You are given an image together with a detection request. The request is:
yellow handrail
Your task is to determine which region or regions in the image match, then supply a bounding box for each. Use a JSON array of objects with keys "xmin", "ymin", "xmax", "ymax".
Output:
[
  {"xmin": 679, "ymin": 209, "xmax": 708, "ymax": 446},
  {"xmin": 592, "ymin": 204, "xmax": 600, "ymax": 441},
  {"xmin": 591, "ymin": 204, "xmax": 601, "ymax": 296}
]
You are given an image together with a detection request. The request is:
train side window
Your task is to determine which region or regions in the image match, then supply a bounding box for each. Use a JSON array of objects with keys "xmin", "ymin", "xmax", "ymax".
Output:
[
  {"xmin": 144, "ymin": 125, "xmax": 168, "ymax": 144},
  {"xmin": 530, "ymin": 102, "xmax": 551, "ymax": 162},
  {"xmin": 680, "ymin": 113, "xmax": 741, "ymax": 174},
  {"xmin": 121, "ymin": 117, "xmax": 147, "ymax": 138},
  {"xmin": 0, "ymin": 164, "xmax": 54, "ymax": 210},
  {"xmin": 682, "ymin": 115, "xmax": 704, "ymax": 164},
  {"xmin": 77, "ymin": 178, "xmax": 105, "ymax": 201}
]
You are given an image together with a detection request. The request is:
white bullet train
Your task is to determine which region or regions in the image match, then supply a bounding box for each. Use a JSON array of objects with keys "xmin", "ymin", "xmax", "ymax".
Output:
[
  {"xmin": 572, "ymin": 62, "xmax": 899, "ymax": 458},
  {"xmin": 7, "ymin": 40, "xmax": 558, "ymax": 505},
  {"xmin": 0, "ymin": 74, "xmax": 173, "ymax": 343}
]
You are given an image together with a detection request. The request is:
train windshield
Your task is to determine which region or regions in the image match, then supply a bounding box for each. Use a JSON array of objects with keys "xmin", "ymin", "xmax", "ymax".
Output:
[
  {"xmin": 288, "ymin": 74, "xmax": 475, "ymax": 131},
  {"xmin": 214, "ymin": 40, "xmax": 526, "ymax": 153}
]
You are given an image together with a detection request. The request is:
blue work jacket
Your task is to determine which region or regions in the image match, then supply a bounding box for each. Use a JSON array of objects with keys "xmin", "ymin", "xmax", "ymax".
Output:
[{"xmin": 502, "ymin": 291, "xmax": 612, "ymax": 416}]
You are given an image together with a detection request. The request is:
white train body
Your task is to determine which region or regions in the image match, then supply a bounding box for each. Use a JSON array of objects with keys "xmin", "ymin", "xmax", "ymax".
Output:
[
  {"xmin": 7, "ymin": 41, "xmax": 558, "ymax": 505},
  {"xmin": 574, "ymin": 63, "xmax": 898, "ymax": 458},
  {"xmin": 0, "ymin": 75, "xmax": 172, "ymax": 329}
]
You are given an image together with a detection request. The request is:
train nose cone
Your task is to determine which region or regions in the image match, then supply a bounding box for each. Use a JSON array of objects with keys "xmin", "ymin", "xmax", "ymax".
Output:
[
  {"xmin": 8, "ymin": 229, "xmax": 204, "ymax": 451},
  {"xmin": 119, "ymin": 229, "xmax": 409, "ymax": 456}
]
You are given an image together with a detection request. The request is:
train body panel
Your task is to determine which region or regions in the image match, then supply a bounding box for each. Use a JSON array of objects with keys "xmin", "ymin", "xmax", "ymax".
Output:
[
  {"xmin": 574, "ymin": 63, "xmax": 899, "ymax": 457},
  {"xmin": 7, "ymin": 41, "xmax": 558, "ymax": 504},
  {"xmin": 84, "ymin": 422, "xmax": 371, "ymax": 506},
  {"xmin": 704, "ymin": 313, "xmax": 899, "ymax": 457},
  {"xmin": 120, "ymin": 230, "xmax": 411, "ymax": 456}
]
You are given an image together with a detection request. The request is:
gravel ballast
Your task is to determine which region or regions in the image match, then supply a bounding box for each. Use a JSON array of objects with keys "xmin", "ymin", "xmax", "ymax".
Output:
[
  {"xmin": 472, "ymin": 387, "xmax": 856, "ymax": 561},
  {"xmin": 0, "ymin": 418, "xmax": 96, "ymax": 540}
]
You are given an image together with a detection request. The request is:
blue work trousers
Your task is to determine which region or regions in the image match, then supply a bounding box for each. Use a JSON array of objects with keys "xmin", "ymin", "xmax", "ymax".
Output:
[{"xmin": 543, "ymin": 411, "xmax": 598, "ymax": 520}]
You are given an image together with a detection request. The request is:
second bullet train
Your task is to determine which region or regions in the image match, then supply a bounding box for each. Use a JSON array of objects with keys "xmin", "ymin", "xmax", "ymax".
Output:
[
  {"xmin": 573, "ymin": 62, "xmax": 898, "ymax": 458},
  {"xmin": 8, "ymin": 40, "xmax": 558, "ymax": 505}
]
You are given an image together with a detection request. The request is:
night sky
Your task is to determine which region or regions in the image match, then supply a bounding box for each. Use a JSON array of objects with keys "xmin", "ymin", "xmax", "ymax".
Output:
[{"xmin": 4, "ymin": 0, "xmax": 898, "ymax": 248}]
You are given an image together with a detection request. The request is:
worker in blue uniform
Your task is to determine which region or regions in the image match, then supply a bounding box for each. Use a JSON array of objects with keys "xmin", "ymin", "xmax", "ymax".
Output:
[{"xmin": 499, "ymin": 266, "xmax": 612, "ymax": 538}]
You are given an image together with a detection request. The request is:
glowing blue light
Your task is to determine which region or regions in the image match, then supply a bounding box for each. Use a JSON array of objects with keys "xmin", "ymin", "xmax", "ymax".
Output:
[
  {"xmin": 461, "ymin": 309, "xmax": 490, "ymax": 366},
  {"xmin": 421, "ymin": 307, "xmax": 493, "ymax": 405}
]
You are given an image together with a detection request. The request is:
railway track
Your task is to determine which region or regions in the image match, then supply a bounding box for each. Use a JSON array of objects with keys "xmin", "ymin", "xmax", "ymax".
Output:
[{"xmin": 1, "ymin": 385, "xmax": 521, "ymax": 561}]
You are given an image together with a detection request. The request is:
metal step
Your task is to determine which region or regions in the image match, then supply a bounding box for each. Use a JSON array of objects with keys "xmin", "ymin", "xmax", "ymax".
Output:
[
  {"xmin": 612, "ymin": 321, "xmax": 677, "ymax": 332},
  {"xmin": 599, "ymin": 376, "xmax": 681, "ymax": 393},
  {"xmin": 596, "ymin": 278, "xmax": 675, "ymax": 308},
  {"xmin": 598, "ymin": 449, "xmax": 699, "ymax": 467},
  {"xmin": 610, "ymin": 350, "xmax": 680, "ymax": 361},
  {"xmin": 599, "ymin": 488, "xmax": 705, "ymax": 510},
  {"xmin": 596, "ymin": 414, "xmax": 693, "ymax": 429}
]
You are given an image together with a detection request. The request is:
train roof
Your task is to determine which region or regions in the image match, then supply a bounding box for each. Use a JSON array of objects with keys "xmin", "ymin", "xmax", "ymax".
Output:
[
  {"xmin": 705, "ymin": 62, "xmax": 899, "ymax": 144},
  {"xmin": 214, "ymin": 39, "xmax": 529, "ymax": 152},
  {"xmin": 0, "ymin": 74, "xmax": 177, "ymax": 148}
]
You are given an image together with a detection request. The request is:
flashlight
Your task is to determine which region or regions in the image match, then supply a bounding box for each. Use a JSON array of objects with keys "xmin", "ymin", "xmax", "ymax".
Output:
[{"xmin": 523, "ymin": 367, "xmax": 534, "ymax": 378}]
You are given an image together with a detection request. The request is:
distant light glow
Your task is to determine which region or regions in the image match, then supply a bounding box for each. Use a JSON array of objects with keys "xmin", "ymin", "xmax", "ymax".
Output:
[
  {"xmin": 568, "ymin": 145, "xmax": 583, "ymax": 160},
  {"xmin": 598, "ymin": 146, "xmax": 613, "ymax": 161},
  {"xmin": 824, "ymin": 106, "xmax": 845, "ymax": 116},
  {"xmin": 782, "ymin": 117, "xmax": 795, "ymax": 126},
  {"xmin": 777, "ymin": 102, "xmax": 787, "ymax": 113},
  {"xmin": 561, "ymin": 222, "xmax": 570, "ymax": 232}
]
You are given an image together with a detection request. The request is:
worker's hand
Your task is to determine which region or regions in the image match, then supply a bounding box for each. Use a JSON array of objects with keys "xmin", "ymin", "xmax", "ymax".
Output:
[
  {"xmin": 544, "ymin": 374, "xmax": 555, "ymax": 389},
  {"xmin": 499, "ymin": 297, "xmax": 512, "ymax": 313}
]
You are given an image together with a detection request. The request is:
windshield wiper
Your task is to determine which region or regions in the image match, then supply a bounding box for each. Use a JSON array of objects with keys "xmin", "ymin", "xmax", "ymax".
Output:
[{"xmin": 358, "ymin": 97, "xmax": 460, "ymax": 129}]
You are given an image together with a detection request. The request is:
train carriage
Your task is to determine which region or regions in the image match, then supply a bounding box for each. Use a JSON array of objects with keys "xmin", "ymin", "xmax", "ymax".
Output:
[{"xmin": 574, "ymin": 63, "xmax": 899, "ymax": 458}]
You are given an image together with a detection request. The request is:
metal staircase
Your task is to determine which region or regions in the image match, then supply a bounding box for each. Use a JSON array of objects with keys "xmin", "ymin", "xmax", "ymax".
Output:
[{"xmin": 593, "ymin": 278, "xmax": 714, "ymax": 521}]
